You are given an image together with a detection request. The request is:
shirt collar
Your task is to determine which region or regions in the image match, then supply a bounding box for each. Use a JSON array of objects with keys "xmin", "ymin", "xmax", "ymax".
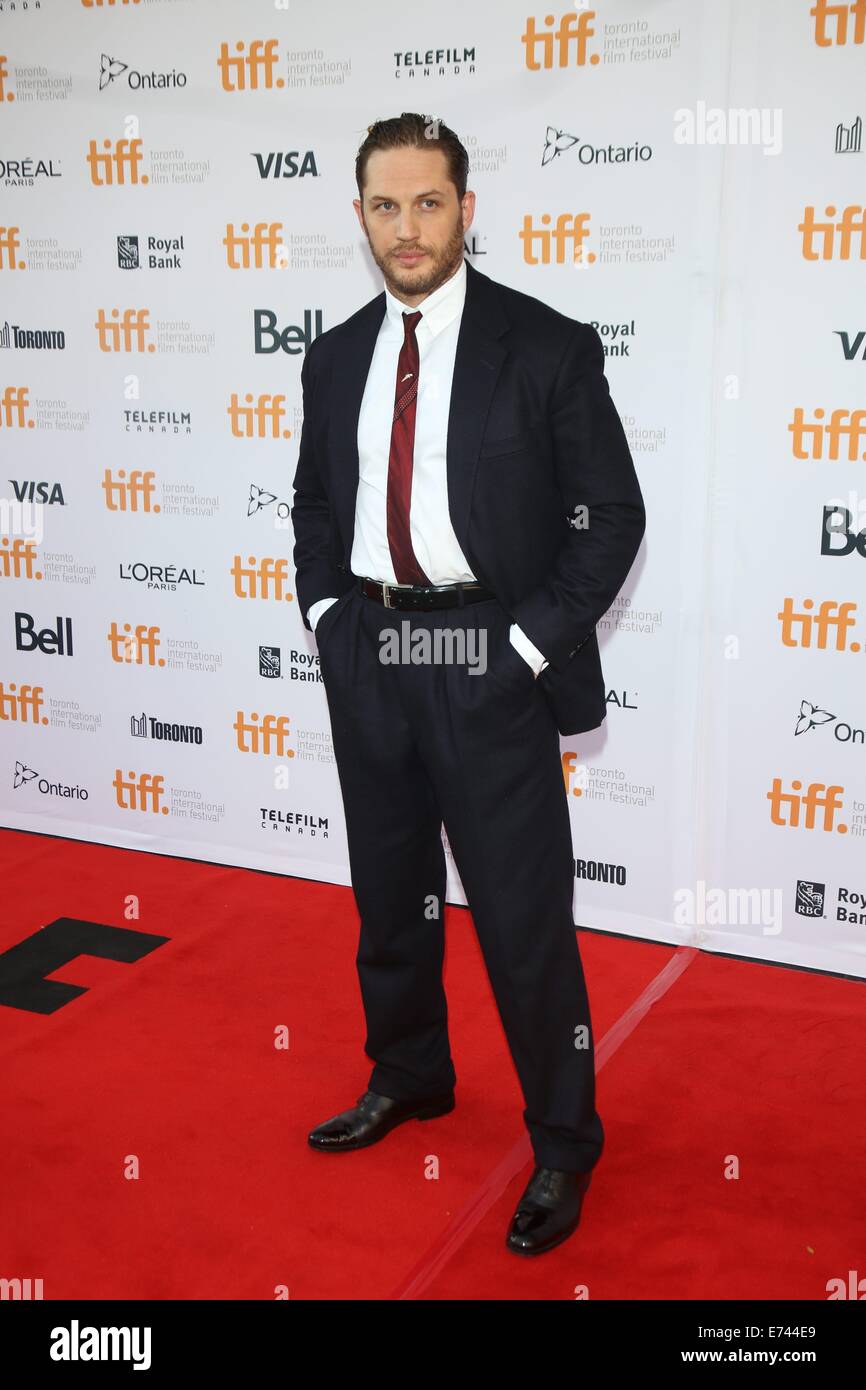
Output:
[{"xmin": 383, "ymin": 256, "xmax": 466, "ymax": 340}]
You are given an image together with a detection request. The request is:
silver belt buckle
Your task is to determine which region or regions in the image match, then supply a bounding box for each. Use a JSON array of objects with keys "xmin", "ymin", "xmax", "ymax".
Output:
[{"xmin": 381, "ymin": 581, "xmax": 393, "ymax": 609}]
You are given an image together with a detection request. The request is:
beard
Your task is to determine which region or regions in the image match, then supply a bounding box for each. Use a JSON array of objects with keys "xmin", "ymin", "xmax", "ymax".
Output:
[{"xmin": 363, "ymin": 211, "xmax": 466, "ymax": 299}]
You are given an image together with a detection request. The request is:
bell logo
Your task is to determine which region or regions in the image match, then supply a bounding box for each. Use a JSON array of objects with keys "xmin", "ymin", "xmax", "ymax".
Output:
[
  {"xmin": 0, "ymin": 226, "xmax": 23, "ymax": 269},
  {"xmin": 86, "ymin": 138, "xmax": 148, "ymax": 186},
  {"xmin": 101, "ymin": 469, "xmax": 159, "ymax": 513},
  {"xmin": 113, "ymin": 769, "xmax": 168, "ymax": 813},
  {"xmin": 522, "ymin": 11, "xmax": 599, "ymax": 69},
  {"xmin": 228, "ymin": 393, "xmax": 291, "ymax": 438},
  {"xmin": 231, "ymin": 554, "xmax": 293, "ymax": 601},
  {"xmin": 224, "ymin": 223, "xmax": 287, "ymax": 269},
  {"xmin": 95, "ymin": 308, "xmax": 155, "ymax": 353},
  {"xmin": 217, "ymin": 38, "xmax": 282, "ymax": 92},
  {"xmin": 107, "ymin": 623, "xmax": 164, "ymax": 667},
  {"xmin": 520, "ymin": 212, "xmax": 594, "ymax": 265}
]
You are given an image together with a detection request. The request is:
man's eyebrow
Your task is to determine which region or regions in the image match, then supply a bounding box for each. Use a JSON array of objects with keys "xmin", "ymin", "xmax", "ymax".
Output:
[{"xmin": 368, "ymin": 189, "xmax": 445, "ymax": 202}]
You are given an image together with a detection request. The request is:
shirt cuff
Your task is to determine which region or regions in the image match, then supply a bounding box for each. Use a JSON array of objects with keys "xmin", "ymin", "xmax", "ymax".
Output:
[
  {"xmin": 509, "ymin": 622, "xmax": 549, "ymax": 677},
  {"xmin": 308, "ymin": 596, "xmax": 340, "ymax": 632}
]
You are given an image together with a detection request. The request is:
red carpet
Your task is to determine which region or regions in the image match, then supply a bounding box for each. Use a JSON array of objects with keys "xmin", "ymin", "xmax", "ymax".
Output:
[{"xmin": 1, "ymin": 827, "xmax": 862, "ymax": 1300}]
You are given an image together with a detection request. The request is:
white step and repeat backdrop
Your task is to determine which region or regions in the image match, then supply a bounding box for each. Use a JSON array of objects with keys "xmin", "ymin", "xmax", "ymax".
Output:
[{"xmin": 1, "ymin": 0, "xmax": 864, "ymax": 977}]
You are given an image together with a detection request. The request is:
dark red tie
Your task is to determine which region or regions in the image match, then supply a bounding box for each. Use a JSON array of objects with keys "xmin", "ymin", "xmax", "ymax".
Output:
[{"xmin": 386, "ymin": 310, "xmax": 431, "ymax": 586}]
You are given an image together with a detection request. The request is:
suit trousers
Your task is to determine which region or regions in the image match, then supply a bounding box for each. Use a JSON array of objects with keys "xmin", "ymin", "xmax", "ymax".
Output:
[{"xmin": 313, "ymin": 580, "xmax": 605, "ymax": 1173}]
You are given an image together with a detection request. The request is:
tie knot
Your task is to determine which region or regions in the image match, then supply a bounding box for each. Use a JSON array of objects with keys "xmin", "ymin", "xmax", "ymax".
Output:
[{"xmin": 402, "ymin": 310, "xmax": 422, "ymax": 335}]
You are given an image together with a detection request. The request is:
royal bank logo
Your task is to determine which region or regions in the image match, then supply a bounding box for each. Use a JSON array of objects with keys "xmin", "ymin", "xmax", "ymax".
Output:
[
  {"xmin": 117, "ymin": 233, "xmax": 184, "ymax": 270},
  {"xmin": 259, "ymin": 645, "xmax": 280, "ymax": 678},
  {"xmin": 795, "ymin": 880, "xmax": 825, "ymax": 917},
  {"xmin": 117, "ymin": 235, "xmax": 139, "ymax": 269}
]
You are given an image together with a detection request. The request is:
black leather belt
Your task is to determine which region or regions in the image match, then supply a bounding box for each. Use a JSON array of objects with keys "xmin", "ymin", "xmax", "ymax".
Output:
[{"xmin": 357, "ymin": 575, "xmax": 495, "ymax": 611}]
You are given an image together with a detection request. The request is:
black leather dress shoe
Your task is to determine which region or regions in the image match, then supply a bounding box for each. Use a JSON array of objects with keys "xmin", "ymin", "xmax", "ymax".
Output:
[
  {"xmin": 307, "ymin": 1088, "xmax": 455, "ymax": 1152},
  {"xmin": 506, "ymin": 1165, "xmax": 593, "ymax": 1255}
]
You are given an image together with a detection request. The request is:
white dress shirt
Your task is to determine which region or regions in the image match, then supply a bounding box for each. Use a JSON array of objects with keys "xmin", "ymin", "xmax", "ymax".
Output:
[{"xmin": 306, "ymin": 256, "xmax": 548, "ymax": 677}]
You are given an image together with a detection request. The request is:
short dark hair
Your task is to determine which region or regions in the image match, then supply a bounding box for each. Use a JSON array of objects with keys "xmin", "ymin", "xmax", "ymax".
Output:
[{"xmin": 355, "ymin": 112, "xmax": 469, "ymax": 205}]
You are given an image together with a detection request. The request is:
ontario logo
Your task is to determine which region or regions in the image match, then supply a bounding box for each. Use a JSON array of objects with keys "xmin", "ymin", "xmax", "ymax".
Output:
[
  {"xmin": 14, "ymin": 761, "xmax": 89, "ymax": 800},
  {"xmin": 98, "ymin": 53, "xmax": 187, "ymax": 91}
]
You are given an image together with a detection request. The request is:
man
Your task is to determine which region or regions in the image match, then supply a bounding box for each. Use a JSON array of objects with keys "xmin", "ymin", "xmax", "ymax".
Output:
[{"xmin": 291, "ymin": 113, "xmax": 645, "ymax": 1256}]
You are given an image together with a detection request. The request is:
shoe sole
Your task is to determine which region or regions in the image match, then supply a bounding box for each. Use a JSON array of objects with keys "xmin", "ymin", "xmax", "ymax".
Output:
[{"xmin": 307, "ymin": 1095, "xmax": 455, "ymax": 1152}]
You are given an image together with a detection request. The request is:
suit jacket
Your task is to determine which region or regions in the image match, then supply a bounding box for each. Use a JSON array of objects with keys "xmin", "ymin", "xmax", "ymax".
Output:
[{"xmin": 290, "ymin": 257, "xmax": 646, "ymax": 736}]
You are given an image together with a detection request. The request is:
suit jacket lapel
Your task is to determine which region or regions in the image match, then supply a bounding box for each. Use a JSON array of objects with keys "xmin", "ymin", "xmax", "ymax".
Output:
[{"xmin": 328, "ymin": 258, "xmax": 510, "ymax": 563}]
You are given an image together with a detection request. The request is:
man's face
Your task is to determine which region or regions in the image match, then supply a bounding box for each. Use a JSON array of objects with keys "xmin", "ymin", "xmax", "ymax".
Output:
[{"xmin": 353, "ymin": 145, "xmax": 475, "ymax": 305}]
